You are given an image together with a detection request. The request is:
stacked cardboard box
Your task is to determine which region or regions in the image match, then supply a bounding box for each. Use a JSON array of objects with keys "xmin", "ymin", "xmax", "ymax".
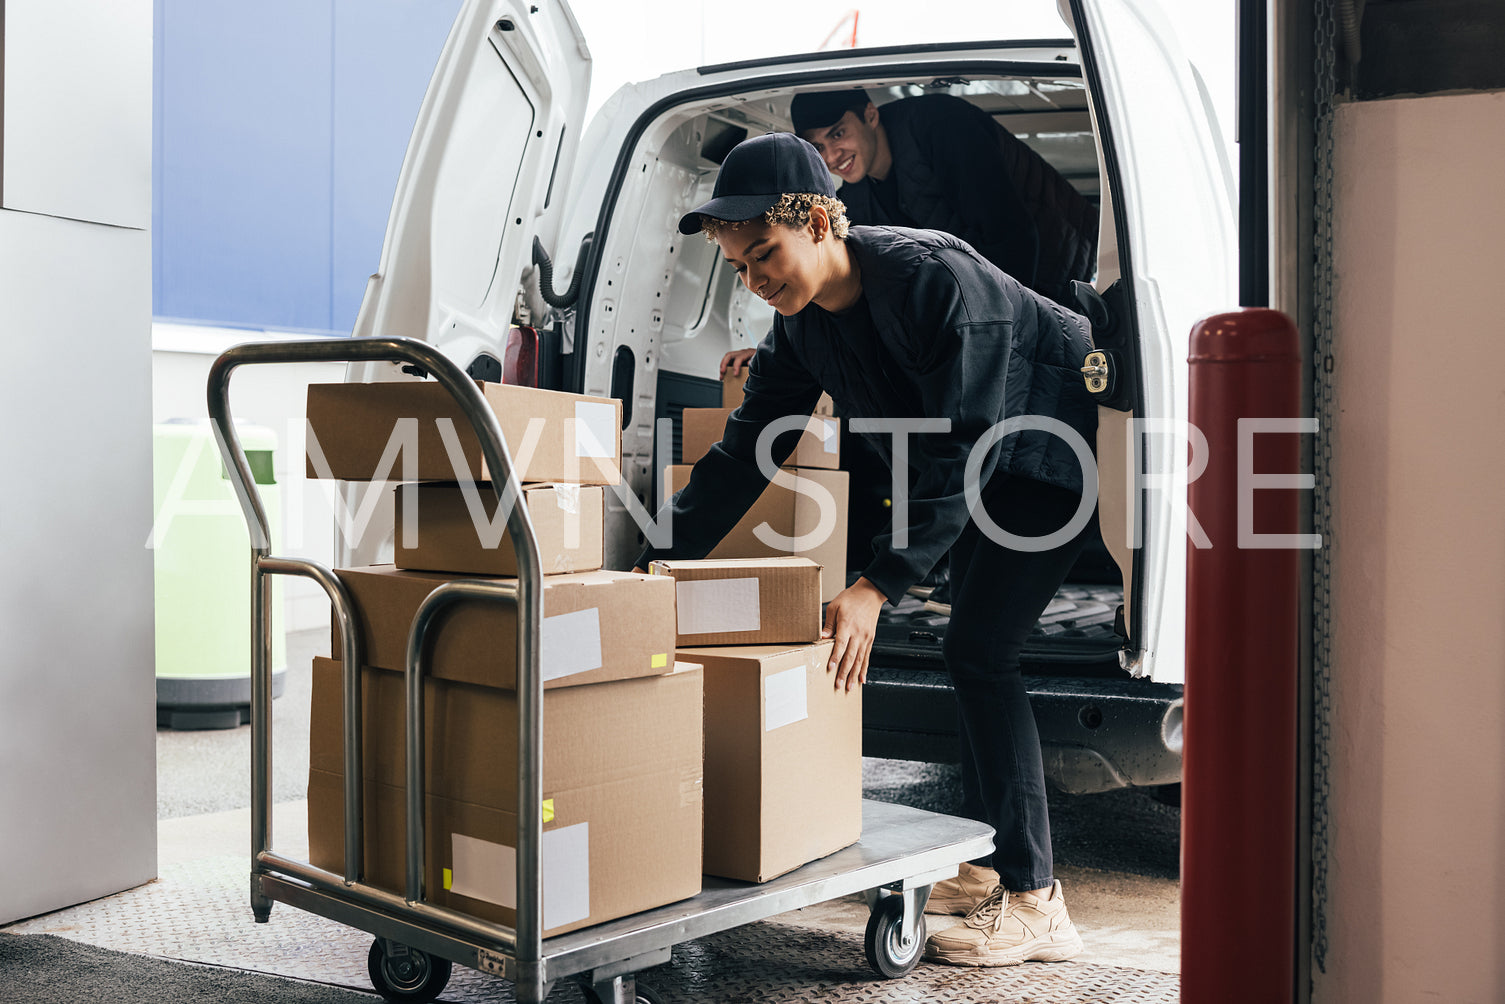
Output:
[
  {"xmin": 721, "ymin": 368, "xmax": 834, "ymax": 416},
  {"xmin": 649, "ymin": 555, "xmax": 863, "ymax": 883},
  {"xmin": 303, "ymin": 379, "xmax": 703, "ymax": 936},
  {"xmin": 681, "ymin": 409, "xmax": 840, "ymax": 470},
  {"xmin": 669, "ymin": 370, "xmax": 850, "ymax": 602}
]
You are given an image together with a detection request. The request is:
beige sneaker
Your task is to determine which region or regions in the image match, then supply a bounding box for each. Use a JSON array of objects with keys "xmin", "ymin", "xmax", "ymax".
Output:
[
  {"xmin": 923, "ymin": 880, "xmax": 1084, "ymax": 967},
  {"xmin": 924, "ymin": 862, "xmax": 1000, "ymax": 916}
]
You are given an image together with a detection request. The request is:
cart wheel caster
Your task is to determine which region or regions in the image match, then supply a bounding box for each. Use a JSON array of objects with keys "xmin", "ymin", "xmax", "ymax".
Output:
[
  {"xmin": 865, "ymin": 894, "xmax": 925, "ymax": 978},
  {"xmin": 583, "ymin": 979, "xmax": 665, "ymax": 1004},
  {"xmin": 367, "ymin": 938, "xmax": 452, "ymax": 1003}
]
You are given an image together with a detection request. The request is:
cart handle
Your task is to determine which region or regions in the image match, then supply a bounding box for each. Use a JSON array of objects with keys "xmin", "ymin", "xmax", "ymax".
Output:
[
  {"xmin": 207, "ymin": 336, "xmax": 550, "ymax": 965},
  {"xmin": 258, "ymin": 554, "xmax": 364, "ymax": 883},
  {"xmin": 405, "ymin": 580, "xmax": 520, "ymax": 901}
]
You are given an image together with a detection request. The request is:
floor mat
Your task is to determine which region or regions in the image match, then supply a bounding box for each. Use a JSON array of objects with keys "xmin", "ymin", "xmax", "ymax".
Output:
[{"xmin": 0, "ymin": 933, "xmax": 376, "ymax": 1004}]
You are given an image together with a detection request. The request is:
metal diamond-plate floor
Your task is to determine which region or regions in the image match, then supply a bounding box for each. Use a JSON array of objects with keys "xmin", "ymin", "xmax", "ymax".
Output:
[
  {"xmin": 11, "ymin": 631, "xmax": 1178, "ymax": 1002},
  {"xmin": 6, "ymin": 806, "xmax": 1178, "ymax": 1003}
]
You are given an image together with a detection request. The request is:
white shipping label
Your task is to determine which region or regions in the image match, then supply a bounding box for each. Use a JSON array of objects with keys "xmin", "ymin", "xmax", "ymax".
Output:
[
  {"xmin": 764, "ymin": 666, "xmax": 809, "ymax": 731},
  {"xmin": 818, "ymin": 418, "xmax": 839, "ymax": 453},
  {"xmin": 541, "ymin": 607, "xmax": 603, "ymax": 682},
  {"xmin": 574, "ymin": 401, "xmax": 617, "ymax": 458},
  {"xmin": 675, "ymin": 577, "xmax": 760, "ymax": 636},
  {"xmin": 541, "ymin": 822, "xmax": 591, "ymax": 929},
  {"xmin": 449, "ymin": 832, "xmax": 515, "ymax": 908},
  {"xmin": 552, "ymin": 483, "xmax": 582, "ymax": 515},
  {"xmin": 449, "ymin": 825, "xmax": 591, "ymax": 929}
]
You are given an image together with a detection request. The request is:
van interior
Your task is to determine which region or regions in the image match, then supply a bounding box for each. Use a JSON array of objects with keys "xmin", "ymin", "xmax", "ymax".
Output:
[
  {"xmin": 333, "ymin": 55, "xmax": 1180, "ymax": 793},
  {"xmin": 573, "ymin": 71, "xmax": 1128, "ymax": 697}
]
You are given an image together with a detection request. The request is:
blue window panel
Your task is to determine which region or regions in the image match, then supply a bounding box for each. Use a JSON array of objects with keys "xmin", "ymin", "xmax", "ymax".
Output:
[
  {"xmin": 156, "ymin": 0, "xmax": 334, "ymax": 332},
  {"xmin": 331, "ymin": 0, "xmax": 464, "ymax": 337}
]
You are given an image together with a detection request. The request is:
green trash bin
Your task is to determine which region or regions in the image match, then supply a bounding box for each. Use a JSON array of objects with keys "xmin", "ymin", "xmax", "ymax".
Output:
[{"xmin": 152, "ymin": 419, "xmax": 287, "ymax": 729}]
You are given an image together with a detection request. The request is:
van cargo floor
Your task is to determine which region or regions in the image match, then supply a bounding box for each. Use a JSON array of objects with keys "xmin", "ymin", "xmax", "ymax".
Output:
[{"xmin": 874, "ymin": 583, "xmax": 1125, "ymax": 666}]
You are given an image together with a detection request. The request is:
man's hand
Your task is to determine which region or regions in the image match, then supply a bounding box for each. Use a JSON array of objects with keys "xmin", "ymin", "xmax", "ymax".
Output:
[
  {"xmin": 720, "ymin": 348, "xmax": 755, "ymax": 377},
  {"xmin": 821, "ymin": 577, "xmax": 887, "ymax": 692}
]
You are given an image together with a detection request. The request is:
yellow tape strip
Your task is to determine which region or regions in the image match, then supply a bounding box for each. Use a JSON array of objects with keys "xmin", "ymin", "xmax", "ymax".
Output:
[
  {"xmin": 542, "ymin": 798, "xmax": 555, "ymax": 824},
  {"xmin": 651, "ymin": 653, "xmax": 668, "ymax": 669},
  {"xmin": 442, "ymin": 867, "xmax": 452, "ymax": 890}
]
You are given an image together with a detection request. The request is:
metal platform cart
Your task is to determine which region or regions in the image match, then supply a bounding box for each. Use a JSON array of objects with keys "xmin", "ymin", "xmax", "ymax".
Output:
[{"xmin": 209, "ymin": 337, "xmax": 995, "ymax": 1004}]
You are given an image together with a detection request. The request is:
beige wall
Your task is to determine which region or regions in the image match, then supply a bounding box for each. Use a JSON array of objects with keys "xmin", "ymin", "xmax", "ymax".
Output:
[{"xmin": 1321, "ymin": 90, "xmax": 1505, "ymax": 1003}]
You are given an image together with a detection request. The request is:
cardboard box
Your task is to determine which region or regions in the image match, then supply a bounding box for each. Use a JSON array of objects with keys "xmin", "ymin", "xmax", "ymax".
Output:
[
  {"xmin": 306, "ymin": 380, "xmax": 621, "ymax": 485},
  {"xmin": 307, "ymin": 657, "xmax": 703, "ymax": 936},
  {"xmin": 663, "ymin": 465, "xmax": 849, "ymax": 603},
  {"xmin": 677, "ymin": 641, "xmax": 861, "ymax": 882},
  {"xmin": 393, "ymin": 482, "xmax": 604, "ymax": 576},
  {"xmin": 332, "ymin": 565, "xmax": 675, "ymax": 690},
  {"xmin": 648, "ymin": 557, "xmax": 822, "ymax": 647},
  {"xmin": 722, "ymin": 369, "xmax": 833, "ymax": 417},
  {"xmin": 681, "ymin": 407, "xmax": 840, "ymax": 470},
  {"xmin": 721, "ymin": 368, "xmax": 749, "ymax": 409}
]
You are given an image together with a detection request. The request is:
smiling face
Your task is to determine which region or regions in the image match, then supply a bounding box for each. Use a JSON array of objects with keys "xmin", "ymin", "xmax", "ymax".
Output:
[
  {"xmin": 715, "ymin": 218, "xmax": 825, "ymax": 316},
  {"xmin": 800, "ymin": 105, "xmax": 884, "ymax": 184}
]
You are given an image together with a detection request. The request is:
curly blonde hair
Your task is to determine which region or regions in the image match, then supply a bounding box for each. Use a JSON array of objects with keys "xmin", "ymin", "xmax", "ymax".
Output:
[{"xmin": 701, "ymin": 193, "xmax": 850, "ymax": 242}]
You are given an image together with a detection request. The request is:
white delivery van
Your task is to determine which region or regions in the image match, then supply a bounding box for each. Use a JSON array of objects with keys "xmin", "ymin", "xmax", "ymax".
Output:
[{"xmin": 339, "ymin": 0, "xmax": 1235, "ymax": 795}]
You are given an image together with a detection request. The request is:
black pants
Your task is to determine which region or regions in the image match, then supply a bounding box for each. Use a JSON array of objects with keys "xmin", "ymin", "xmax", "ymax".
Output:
[{"xmin": 943, "ymin": 474, "xmax": 1093, "ymax": 892}]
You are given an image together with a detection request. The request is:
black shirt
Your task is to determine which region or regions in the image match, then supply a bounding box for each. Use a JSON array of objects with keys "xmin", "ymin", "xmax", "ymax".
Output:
[
  {"xmin": 867, "ymin": 171, "xmax": 919, "ymax": 229},
  {"xmin": 636, "ymin": 227, "xmax": 1097, "ymax": 602}
]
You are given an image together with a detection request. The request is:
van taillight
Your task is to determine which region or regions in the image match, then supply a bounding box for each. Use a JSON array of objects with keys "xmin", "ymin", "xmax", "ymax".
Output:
[{"xmin": 503, "ymin": 325, "xmax": 539, "ymax": 386}]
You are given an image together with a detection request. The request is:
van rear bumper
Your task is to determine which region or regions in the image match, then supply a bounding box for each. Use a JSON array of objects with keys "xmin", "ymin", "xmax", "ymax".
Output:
[{"xmin": 862, "ymin": 669, "xmax": 1184, "ymax": 795}]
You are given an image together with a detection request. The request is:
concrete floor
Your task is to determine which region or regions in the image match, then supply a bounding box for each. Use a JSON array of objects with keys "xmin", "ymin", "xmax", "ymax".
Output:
[{"xmin": 149, "ymin": 629, "xmax": 1182, "ymax": 972}]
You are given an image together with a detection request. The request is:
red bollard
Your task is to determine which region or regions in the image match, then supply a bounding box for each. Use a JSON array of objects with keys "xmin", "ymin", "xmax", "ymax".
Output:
[{"xmin": 1182, "ymin": 309, "xmax": 1302, "ymax": 1003}]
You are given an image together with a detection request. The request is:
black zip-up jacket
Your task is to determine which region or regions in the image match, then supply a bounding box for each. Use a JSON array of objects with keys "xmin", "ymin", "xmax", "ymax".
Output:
[
  {"xmin": 838, "ymin": 94, "xmax": 1099, "ymax": 304},
  {"xmin": 637, "ymin": 226, "xmax": 1098, "ymax": 602}
]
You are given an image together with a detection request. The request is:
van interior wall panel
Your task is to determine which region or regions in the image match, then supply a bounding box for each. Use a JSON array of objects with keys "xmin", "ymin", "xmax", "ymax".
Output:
[
  {"xmin": 653, "ymin": 372, "xmax": 722, "ymax": 502},
  {"xmin": 1322, "ymin": 89, "xmax": 1505, "ymax": 1004},
  {"xmin": 595, "ymin": 136, "xmax": 712, "ymax": 569}
]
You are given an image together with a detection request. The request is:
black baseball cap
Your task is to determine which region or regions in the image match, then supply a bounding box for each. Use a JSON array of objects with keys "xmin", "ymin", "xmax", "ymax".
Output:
[
  {"xmin": 790, "ymin": 89, "xmax": 873, "ymax": 135},
  {"xmin": 676, "ymin": 132, "xmax": 836, "ymax": 236}
]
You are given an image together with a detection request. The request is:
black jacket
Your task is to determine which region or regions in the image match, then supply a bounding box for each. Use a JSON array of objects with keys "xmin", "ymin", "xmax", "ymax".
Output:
[
  {"xmin": 637, "ymin": 227, "xmax": 1098, "ymax": 601},
  {"xmin": 838, "ymin": 94, "xmax": 1098, "ymax": 303}
]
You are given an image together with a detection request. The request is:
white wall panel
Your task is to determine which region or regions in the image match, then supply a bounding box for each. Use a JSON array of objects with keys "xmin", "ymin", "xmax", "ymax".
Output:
[
  {"xmin": 2, "ymin": 0, "xmax": 152, "ymax": 228},
  {"xmin": 0, "ymin": 212, "xmax": 155, "ymax": 924}
]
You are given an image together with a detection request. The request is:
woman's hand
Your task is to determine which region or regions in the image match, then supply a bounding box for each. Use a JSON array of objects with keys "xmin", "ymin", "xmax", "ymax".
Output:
[
  {"xmin": 720, "ymin": 348, "xmax": 755, "ymax": 377},
  {"xmin": 821, "ymin": 577, "xmax": 887, "ymax": 692}
]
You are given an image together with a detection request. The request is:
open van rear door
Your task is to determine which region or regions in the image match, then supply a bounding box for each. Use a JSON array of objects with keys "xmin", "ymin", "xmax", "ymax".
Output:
[
  {"xmin": 1064, "ymin": 0, "xmax": 1237, "ymax": 683},
  {"xmin": 336, "ymin": 0, "xmax": 589, "ymax": 569},
  {"xmin": 347, "ymin": 0, "xmax": 590, "ymax": 377}
]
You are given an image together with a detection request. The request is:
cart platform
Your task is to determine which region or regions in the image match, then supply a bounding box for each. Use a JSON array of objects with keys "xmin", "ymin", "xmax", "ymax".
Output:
[{"xmin": 542, "ymin": 798, "xmax": 993, "ymax": 978}]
